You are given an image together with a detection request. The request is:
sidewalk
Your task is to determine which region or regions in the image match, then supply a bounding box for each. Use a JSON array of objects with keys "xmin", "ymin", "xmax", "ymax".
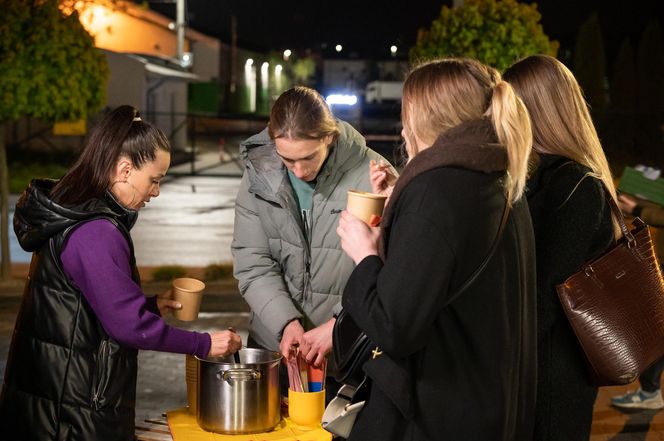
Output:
[
  {"xmin": 7, "ymin": 140, "xmax": 245, "ymax": 268},
  {"xmin": 592, "ymin": 387, "xmax": 664, "ymax": 440}
]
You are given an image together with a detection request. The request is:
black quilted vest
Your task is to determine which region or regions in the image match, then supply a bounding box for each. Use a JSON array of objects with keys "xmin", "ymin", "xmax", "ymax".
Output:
[{"xmin": 0, "ymin": 180, "xmax": 141, "ymax": 441}]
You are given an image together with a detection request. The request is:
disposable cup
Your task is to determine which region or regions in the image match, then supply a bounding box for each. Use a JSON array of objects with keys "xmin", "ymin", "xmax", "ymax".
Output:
[
  {"xmin": 346, "ymin": 190, "xmax": 387, "ymax": 226},
  {"xmin": 186, "ymin": 379, "xmax": 197, "ymax": 415},
  {"xmin": 172, "ymin": 278, "xmax": 205, "ymax": 321},
  {"xmin": 185, "ymin": 354, "xmax": 198, "ymax": 381},
  {"xmin": 185, "ymin": 355, "xmax": 198, "ymax": 415},
  {"xmin": 288, "ymin": 389, "xmax": 325, "ymax": 428}
]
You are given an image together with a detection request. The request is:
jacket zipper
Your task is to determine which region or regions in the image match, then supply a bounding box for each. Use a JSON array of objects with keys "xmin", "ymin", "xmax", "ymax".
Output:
[
  {"xmin": 302, "ymin": 209, "xmax": 312, "ymax": 304},
  {"xmin": 92, "ymin": 340, "xmax": 109, "ymax": 410}
]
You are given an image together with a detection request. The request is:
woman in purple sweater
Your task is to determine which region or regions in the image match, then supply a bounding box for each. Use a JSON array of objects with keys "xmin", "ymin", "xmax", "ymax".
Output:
[{"xmin": 0, "ymin": 105, "xmax": 241, "ymax": 441}]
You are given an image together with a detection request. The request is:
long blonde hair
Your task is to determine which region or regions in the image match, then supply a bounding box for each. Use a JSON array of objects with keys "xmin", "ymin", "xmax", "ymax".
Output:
[
  {"xmin": 401, "ymin": 58, "xmax": 532, "ymax": 203},
  {"xmin": 503, "ymin": 54, "xmax": 620, "ymax": 237}
]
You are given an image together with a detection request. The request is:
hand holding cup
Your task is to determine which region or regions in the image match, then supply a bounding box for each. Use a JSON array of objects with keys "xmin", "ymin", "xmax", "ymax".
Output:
[
  {"xmin": 156, "ymin": 288, "xmax": 182, "ymax": 316},
  {"xmin": 337, "ymin": 210, "xmax": 380, "ymax": 264}
]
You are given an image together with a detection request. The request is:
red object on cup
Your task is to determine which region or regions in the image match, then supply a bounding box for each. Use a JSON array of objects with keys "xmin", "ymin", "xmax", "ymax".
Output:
[{"xmin": 368, "ymin": 214, "xmax": 382, "ymax": 227}]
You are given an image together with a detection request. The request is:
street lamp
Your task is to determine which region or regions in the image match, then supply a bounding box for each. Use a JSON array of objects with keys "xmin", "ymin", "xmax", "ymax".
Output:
[
  {"xmin": 390, "ymin": 45, "xmax": 398, "ymax": 57},
  {"xmin": 283, "ymin": 49, "xmax": 292, "ymax": 61},
  {"xmin": 180, "ymin": 52, "xmax": 193, "ymax": 68},
  {"xmin": 261, "ymin": 62, "xmax": 269, "ymax": 85},
  {"xmin": 335, "ymin": 44, "xmax": 343, "ymax": 53},
  {"xmin": 275, "ymin": 64, "xmax": 283, "ymax": 89}
]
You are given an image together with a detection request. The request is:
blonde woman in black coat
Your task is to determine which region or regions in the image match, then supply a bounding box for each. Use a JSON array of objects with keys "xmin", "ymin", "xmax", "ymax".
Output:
[
  {"xmin": 336, "ymin": 58, "xmax": 538, "ymax": 441},
  {"xmin": 504, "ymin": 54, "xmax": 620, "ymax": 441}
]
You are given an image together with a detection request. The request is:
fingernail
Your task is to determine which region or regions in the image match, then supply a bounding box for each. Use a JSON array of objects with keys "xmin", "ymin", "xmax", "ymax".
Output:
[{"xmin": 176, "ymin": 303, "xmax": 182, "ymax": 308}]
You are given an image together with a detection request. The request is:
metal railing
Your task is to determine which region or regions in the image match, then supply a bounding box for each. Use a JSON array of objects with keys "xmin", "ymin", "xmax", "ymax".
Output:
[{"xmin": 141, "ymin": 111, "xmax": 269, "ymax": 178}]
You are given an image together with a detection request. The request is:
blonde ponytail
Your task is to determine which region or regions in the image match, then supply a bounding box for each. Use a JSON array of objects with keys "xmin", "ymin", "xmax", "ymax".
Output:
[{"xmin": 486, "ymin": 81, "xmax": 533, "ymax": 203}]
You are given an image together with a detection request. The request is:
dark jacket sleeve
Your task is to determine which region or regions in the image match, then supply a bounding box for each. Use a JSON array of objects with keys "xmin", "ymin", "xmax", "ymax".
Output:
[
  {"xmin": 342, "ymin": 199, "xmax": 456, "ymax": 358},
  {"xmin": 638, "ymin": 204, "xmax": 664, "ymax": 228},
  {"xmin": 535, "ymin": 168, "xmax": 609, "ymax": 332}
]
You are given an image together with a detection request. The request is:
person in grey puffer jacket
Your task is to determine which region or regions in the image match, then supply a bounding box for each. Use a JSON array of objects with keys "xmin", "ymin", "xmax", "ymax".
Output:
[{"xmin": 231, "ymin": 87, "xmax": 395, "ymax": 384}]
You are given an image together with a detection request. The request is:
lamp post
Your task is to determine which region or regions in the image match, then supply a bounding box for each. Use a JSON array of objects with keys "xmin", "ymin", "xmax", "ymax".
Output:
[{"xmin": 176, "ymin": 0, "xmax": 185, "ymax": 64}]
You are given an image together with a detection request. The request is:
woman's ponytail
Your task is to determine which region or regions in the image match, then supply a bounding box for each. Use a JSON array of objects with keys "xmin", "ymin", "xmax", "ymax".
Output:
[{"xmin": 487, "ymin": 81, "xmax": 533, "ymax": 203}]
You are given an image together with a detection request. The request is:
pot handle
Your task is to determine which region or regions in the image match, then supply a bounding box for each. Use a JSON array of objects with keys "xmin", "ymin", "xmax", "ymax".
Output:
[{"xmin": 219, "ymin": 368, "xmax": 262, "ymax": 383}]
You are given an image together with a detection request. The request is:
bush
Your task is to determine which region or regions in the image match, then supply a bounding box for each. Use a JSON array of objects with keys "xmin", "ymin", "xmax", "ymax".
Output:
[
  {"xmin": 8, "ymin": 148, "xmax": 76, "ymax": 192},
  {"xmin": 151, "ymin": 265, "xmax": 187, "ymax": 282},
  {"xmin": 204, "ymin": 263, "xmax": 234, "ymax": 281},
  {"xmin": 9, "ymin": 161, "xmax": 69, "ymax": 193},
  {"xmin": 411, "ymin": 0, "xmax": 558, "ymax": 71}
]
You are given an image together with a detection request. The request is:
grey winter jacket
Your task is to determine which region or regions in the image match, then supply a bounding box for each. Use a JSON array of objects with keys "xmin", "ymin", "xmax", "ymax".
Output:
[{"xmin": 231, "ymin": 120, "xmax": 393, "ymax": 350}]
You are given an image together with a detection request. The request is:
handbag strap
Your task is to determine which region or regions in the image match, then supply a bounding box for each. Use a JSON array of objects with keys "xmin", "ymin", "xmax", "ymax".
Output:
[
  {"xmin": 576, "ymin": 172, "xmax": 634, "ymax": 246},
  {"xmin": 446, "ymin": 197, "xmax": 511, "ymax": 304},
  {"xmin": 552, "ymin": 161, "xmax": 631, "ymax": 245},
  {"xmin": 604, "ymin": 191, "xmax": 635, "ymax": 245}
]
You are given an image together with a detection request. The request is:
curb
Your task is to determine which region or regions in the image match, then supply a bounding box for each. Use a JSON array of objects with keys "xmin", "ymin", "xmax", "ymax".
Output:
[{"xmin": 0, "ymin": 277, "xmax": 249, "ymax": 313}]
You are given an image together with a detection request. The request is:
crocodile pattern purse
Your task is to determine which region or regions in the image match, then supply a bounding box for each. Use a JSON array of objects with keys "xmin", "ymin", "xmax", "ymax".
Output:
[{"xmin": 556, "ymin": 192, "xmax": 664, "ymax": 386}]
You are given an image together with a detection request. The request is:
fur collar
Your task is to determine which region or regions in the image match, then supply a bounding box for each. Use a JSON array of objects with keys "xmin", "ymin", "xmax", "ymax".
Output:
[{"xmin": 379, "ymin": 118, "xmax": 507, "ymax": 258}]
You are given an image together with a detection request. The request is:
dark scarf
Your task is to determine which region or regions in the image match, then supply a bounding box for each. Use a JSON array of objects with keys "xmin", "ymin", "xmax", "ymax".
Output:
[{"xmin": 379, "ymin": 118, "xmax": 508, "ymax": 258}]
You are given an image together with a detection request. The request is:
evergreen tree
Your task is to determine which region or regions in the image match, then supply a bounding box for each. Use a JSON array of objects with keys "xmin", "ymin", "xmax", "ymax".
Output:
[
  {"xmin": 573, "ymin": 13, "xmax": 608, "ymax": 120},
  {"xmin": 636, "ymin": 20, "xmax": 664, "ymax": 166},
  {"xmin": 610, "ymin": 40, "xmax": 637, "ymax": 113},
  {"xmin": 602, "ymin": 38, "xmax": 636, "ymax": 169}
]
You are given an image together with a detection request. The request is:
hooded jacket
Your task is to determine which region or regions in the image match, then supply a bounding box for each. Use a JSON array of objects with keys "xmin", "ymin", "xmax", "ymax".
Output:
[
  {"xmin": 0, "ymin": 179, "xmax": 140, "ymax": 441},
  {"xmin": 231, "ymin": 120, "xmax": 393, "ymax": 350}
]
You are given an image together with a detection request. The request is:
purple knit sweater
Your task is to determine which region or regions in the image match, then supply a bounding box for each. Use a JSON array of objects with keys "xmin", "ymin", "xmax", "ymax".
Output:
[{"xmin": 60, "ymin": 219, "xmax": 211, "ymax": 358}]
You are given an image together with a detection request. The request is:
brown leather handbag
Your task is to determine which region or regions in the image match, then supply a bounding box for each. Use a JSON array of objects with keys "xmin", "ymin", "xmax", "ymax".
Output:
[{"xmin": 556, "ymin": 192, "xmax": 664, "ymax": 386}]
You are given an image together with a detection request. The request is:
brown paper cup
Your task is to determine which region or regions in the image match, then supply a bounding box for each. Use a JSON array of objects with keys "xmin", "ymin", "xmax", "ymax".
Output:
[
  {"xmin": 346, "ymin": 190, "xmax": 387, "ymax": 225},
  {"xmin": 185, "ymin": 355, "xmax": 198, "ymax": 415},
  {"xmin": 172, "ymin": 278, "xmax": 205, "ymax": 321},
  {"xmin": 186, "ymin": 380, "xmax": 197, "ymax": 415}
]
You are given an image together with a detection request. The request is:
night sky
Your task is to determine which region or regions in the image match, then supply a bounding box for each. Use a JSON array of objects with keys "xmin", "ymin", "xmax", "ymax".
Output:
[{"xmin": 145, "ymin": 0, "xmax": 664, "ymax": 63}]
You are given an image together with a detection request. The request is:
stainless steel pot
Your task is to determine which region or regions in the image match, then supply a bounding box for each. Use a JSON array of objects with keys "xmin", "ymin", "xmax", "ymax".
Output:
[{"xmin": 196, "ymin": 348, "xmax": 282, "ymax": 434}]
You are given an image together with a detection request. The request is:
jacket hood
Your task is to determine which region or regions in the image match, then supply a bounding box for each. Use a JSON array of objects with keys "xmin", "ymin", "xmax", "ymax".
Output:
[
  {"xmin": 13, "ymin": 179, "xmax": 138, "ymax": 252},
  {"xmin": 239, "ymin": 119, "xmax": 372, "ymax": 200}
]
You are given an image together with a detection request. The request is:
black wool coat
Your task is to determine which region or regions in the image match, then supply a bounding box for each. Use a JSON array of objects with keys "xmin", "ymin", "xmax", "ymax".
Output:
[
  {"xmin": 527, "ymin": 155, "xmax": 614, "ymax": 441},
  {"xmin": 342, "ymin": 119, "xmax": 538, "ymax": 441}
]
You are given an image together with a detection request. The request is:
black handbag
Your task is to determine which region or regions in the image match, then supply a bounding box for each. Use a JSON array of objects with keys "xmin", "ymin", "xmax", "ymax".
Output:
[
  {"xmin": 332, "ymin": 309, "xmax": 374, "ymax": 388},
  {"xmin": 323, "ymin": 199, "xmax": 511, "ymax": 438}
]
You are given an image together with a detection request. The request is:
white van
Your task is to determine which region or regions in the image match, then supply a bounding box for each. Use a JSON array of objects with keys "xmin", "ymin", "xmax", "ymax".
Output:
[{"xmin": 365, "ymin": 81, "xmax": 403, "ymax": 104}]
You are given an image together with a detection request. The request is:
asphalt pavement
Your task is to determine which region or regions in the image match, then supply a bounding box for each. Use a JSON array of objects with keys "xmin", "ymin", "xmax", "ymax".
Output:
[{"xmin": 8, "ymin": 141, "xmax": 245, "ymax": 267}]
